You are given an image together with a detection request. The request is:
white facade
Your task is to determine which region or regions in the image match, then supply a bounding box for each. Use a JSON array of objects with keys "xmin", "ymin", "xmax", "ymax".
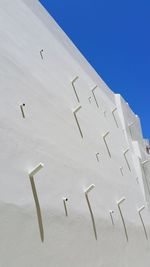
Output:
[{"xmin": 0, "ymin": 1, "xmax": 150, "ymax": 266}]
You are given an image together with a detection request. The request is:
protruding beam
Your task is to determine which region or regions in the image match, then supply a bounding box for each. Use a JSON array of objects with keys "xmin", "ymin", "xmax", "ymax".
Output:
[
  {"xmin": 29, "ymin": 163, "xmax": 44, "ymax": 242},
  {"xmin": 96, "ymin": 152, "xmax": 100, "ymax": 162},
  {"xmin": 20, "ymin": 103, "xmax": 25, "ymax": 118},
  {"xmin": 141, "ymin": 160, "xmax": 150, "ymax": 195},
  {"xmin": 109, "ymin": 210, "xmax": 115, "ymax": 226},
  {"xmin": 112, "ymin": 108, "xmax": 119, "ymax": 128},
  {"xmin": 63, "ymin": 197, "xmax": 68, "ymax": 217},
  {"xmin": 85, "ymin": 184, "xmax": 97, "ymax": 240},
  {"xmin": 138, "ymin": 206, "xmax": 148, "ymax": 240},
  {"xmin": 91, "ymin": 86, "xmax": 99, "ymax": 108},
  {"xmin": 71, "ymin": 76, "xmax": 80, "ymax": 103},
  {"xmin": 117, "ymin": 197, "xmax": 128, "ymax": 242},
  {"xmin": 73, "ymin": 106, "xmax": 83, "ymax": 138},
  {"xmin": 29, "ymin": 163, "xmax": 44, "ymax": 177},
  {"xmin": 128, "ymin": 122, "xmax": 135, "ymax": 138},
  {"xmin": 123, "ymin": 149, "xmax": 131, "ymax": 172},
  {"xmin": 40, "ymin": 49, "xmax": 44, "ymax": 60},
  {"xmin": 120, "ymin": 167, "xmax": 124, "ymax": 176},
  {"xmin": 103, "ymin": 132, "xmax": 111, "ymax": 158}
]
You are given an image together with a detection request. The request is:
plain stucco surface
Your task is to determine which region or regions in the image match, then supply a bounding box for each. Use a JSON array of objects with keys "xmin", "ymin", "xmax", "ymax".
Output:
[{"xmin": 0, "ymin": 1, "xmax": 150, "ymax": 266}]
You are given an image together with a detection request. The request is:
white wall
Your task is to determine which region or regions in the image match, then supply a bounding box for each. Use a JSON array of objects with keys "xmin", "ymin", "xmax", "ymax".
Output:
[{"xmin": 0, "ymin": 1, "xmax": 150, "ymax": 266}]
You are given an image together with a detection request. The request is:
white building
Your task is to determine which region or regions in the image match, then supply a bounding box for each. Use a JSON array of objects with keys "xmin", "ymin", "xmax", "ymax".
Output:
[{"xmin": 0, "ymin": 1, "xmax": 150, "ymax": 266}]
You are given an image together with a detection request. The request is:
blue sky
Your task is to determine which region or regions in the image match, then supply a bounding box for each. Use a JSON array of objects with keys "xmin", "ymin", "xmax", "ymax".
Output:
[{"xmin": 40, "ymin": 0, "xmax": 150, "ymax": 139}]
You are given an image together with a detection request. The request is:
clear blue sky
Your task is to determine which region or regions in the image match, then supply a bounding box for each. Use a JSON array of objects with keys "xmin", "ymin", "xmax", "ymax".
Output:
[{"xmin": 40, "ymin": 0, "xmax": 150, "ymax": 139}]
